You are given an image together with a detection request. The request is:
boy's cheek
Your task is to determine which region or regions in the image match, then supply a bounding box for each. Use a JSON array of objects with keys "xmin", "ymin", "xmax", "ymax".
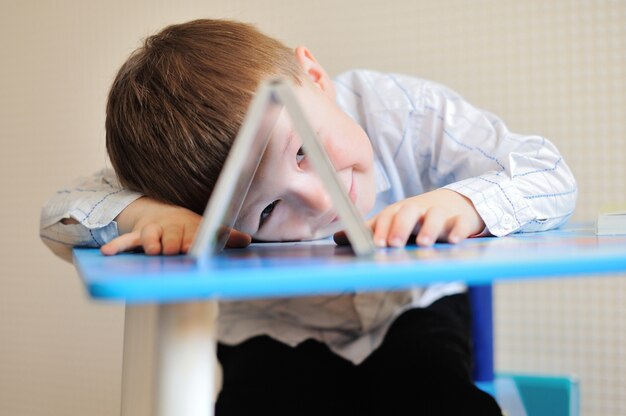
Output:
[{"xmin": 358, "ymin": 171, "xmax": 377, "ymax": 215}]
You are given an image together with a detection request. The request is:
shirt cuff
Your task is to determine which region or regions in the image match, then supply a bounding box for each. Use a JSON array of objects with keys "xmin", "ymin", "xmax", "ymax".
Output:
[
  {"xmin": 40, "ymin": 221, "xmax": 120, "ymax": 248},
  {"xmin": 444, "ymin": 174, "xmax": 536, "ymax": 237},
  {"xmin": 68, "ymin": 191, "xmax": 143, "ymax": 230}
]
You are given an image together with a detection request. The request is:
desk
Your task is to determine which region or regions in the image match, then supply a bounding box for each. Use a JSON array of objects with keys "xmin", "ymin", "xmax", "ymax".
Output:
[{"xmin": 73, "ymin": 224, "xmax": 626, "ymax": 416}]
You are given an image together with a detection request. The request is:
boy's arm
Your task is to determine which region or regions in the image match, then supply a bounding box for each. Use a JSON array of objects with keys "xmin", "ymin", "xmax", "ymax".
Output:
[
  {"xmin": 39, "ymin": 169, "xmax": 144, "ymax": 261},
  {"xmin": 420, "ymin": 83, "xmax": 577, "ymax": 237},
  {"xmin": 433, "ymin": 87, "xmax": 578, "ymax": 236},
  {"xmin": 99, "ymin": 198, "xmax": 251, "ymax": 256},
  {"xmin": 345, "ymin": 78, "xmax": 576, "ymax": 247},
  {"xmin": 40, "ymin": 169, "xmax": 251, "ymax": 262}
]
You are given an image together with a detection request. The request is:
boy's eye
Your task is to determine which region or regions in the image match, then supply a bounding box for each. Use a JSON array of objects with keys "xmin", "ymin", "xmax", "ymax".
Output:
[
  {"xmin": 259, "ymin": 200, "xmax": 279, "ymax": 228},
  {"xmin": 296, "ymin": 146, "xmax": 305, "ymax": 164}
]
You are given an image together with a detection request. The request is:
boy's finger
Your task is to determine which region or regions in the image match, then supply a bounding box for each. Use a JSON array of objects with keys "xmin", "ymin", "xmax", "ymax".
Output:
[
  {"xmin": 415, "ymin": 207, "xmax": 446, "ymax": 246},
  {"xmin": 181, "ymin": 223, "xmax": 199, "ymax": 253},
  {"xmin": 161, "ymin": 224, "xmax": 184, "ymax": 255},
  {"xmin": 447, "ymin": 217, "xmax": 471, "ymax": 244},
  {"xmin": 333, "ymin": 230, "xmax": 349, "ymax": 245},
  {"xmin": 141, "ymin": 224, "xmax": 163, "ymax": 255},
  {"xmin": 387, "ymin": 204, "xmax": 423, "ymax": 247},
  {"xmin": 365, "ymin": 216, "xmax": 377, "ymax": 229},
  {"xmin": 100, "ymin": 232, "xmax": 141, "ymax": 255},
  {"xmin": 334, "ymin": 216, "xmax": 378, "ymax": 246},
  {"xmin": 372, "ymin": 210, "xmax": 396, "ymax": 247},
  {"xmin": 225, "ymin": 229, "xmax": 252, "ymax": 248}
]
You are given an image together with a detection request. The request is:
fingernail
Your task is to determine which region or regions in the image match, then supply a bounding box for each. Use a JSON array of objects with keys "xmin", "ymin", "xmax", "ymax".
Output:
[
  {"xmin": 375, "ymin": 238, "xmax": 386, "ymax": 247},
  {"xmin": 419, "ymin": 235, "xmax": 433, "ymax": 246},
  {"xmin": 449, "ymin": 234, "xmax": 459, "ymax": 244},
  {"xmin": 390, "ymin": 237, "xmax": 403, "ymax": 247}
]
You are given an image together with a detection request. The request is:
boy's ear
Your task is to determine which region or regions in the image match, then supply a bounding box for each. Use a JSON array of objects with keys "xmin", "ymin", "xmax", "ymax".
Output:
[{"xmin": 294, "ymin": 46, "xmax": 336, "ymax": 99}]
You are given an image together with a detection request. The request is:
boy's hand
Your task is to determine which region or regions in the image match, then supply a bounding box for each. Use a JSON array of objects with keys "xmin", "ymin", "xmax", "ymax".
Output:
[
  {"xmin": 101, "ymin": 197, "xmax": 251, "ymax": 256},
  {"xmin": 335, "ymin": 189, "xmax": 485, "ymax": 248}
]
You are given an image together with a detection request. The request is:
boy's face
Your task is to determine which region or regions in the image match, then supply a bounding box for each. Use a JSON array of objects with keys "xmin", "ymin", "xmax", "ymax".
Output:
[{"xmin": 236, "ymin": 78, "xmax": 376, "ymax": 242}]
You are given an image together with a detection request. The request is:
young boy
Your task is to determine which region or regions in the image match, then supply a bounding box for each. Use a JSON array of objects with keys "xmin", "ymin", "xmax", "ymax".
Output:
[{"xmin": 41, "ymin": 19, "xmax": 577, "ymax": 415}]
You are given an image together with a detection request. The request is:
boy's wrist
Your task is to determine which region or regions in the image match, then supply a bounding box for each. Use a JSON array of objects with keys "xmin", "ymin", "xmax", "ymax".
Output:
[
  {"xmin": 114, "ymin": 196, "xmax": 147, "ymax": 235},
  {"xmin": 437, "ymin": 189, "xmax": 485, "ymax": 235}
]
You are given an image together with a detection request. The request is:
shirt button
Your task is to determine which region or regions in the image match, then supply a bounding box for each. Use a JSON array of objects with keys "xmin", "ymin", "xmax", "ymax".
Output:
[{"xmin": 501, "ymin": 214, "xmax": 514, "ymax": 231}]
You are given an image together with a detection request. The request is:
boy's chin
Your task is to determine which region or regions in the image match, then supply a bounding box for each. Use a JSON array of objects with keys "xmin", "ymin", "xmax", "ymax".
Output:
[{"xmin": 311, "ymin": 222, "xmax": 344, "ymax": 241}]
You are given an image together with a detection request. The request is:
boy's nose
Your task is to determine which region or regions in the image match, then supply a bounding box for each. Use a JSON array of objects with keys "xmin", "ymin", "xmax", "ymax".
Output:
[{"xmin": 294, "ymin": 181, "xmax": 334, "ymax": 217}]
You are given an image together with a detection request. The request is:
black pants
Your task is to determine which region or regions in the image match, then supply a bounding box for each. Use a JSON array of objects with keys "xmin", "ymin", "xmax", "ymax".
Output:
[{"xmin": 216, "ymin": 293, "xmax": 502, "ymax": 415}]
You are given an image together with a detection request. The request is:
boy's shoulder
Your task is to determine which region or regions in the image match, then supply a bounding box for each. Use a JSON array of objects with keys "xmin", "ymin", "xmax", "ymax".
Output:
[{"xmin": 333, "ymin": 69, "xmax": 462, "ymax": 114}]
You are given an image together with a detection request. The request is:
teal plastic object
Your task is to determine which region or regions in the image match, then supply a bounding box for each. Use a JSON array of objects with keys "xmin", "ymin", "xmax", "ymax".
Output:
[
  {"xmin": 482, "ymin": 374, "xmax": 580, "ymax": 416},
  {"xmin": 506, "ymin": 373, "xmax": 579, "ymax": 416}
]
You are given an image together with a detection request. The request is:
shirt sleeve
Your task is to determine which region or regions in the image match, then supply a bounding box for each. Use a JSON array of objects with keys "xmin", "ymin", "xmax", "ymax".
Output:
[
  {"xmin": 419, "ymin": 82, "xmax": 577, "ymax": 236},
  {"xmin": 39, "ymin": 168, "xmax": 143, "ymax": 260}
]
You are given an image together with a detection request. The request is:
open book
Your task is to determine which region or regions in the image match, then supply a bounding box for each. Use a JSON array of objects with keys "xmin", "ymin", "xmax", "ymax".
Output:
[
  {"xmin": 596, "ymin": 203, "xmax": 626, "ymax": 236},
  {"xmin": 188, "ymin": 79, "xmax": 376, "ymax": 259}
]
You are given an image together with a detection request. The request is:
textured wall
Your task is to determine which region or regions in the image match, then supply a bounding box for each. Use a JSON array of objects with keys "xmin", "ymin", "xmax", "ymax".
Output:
[{"xmin": 1, "ymin": 1, "xmax": 624, "ymax": 414}]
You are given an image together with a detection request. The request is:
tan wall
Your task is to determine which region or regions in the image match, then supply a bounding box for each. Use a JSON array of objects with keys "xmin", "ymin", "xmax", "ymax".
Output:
[{"xmin": 1, "ymin": 1, "xmax": 624, "ymax": 414}]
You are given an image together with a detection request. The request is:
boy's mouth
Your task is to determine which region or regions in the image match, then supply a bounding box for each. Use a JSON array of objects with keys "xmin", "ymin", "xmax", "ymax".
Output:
[
  {"xmin": 313, "ymin": 171, "xmax": 358, "ymax": 234},
  {"xmin": 348, "ymin": 170, "xmax": 357, "ymax": 205},
  {"xmin": 326, "ymin": 171, "xmax": 357, "ymax": 226}
]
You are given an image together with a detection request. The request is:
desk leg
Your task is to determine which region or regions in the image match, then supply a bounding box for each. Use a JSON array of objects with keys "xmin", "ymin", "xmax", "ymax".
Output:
[
  {"xmin": 469, "ymin": 285, "xmax": 494, "ymax": 382},
  {"xmin": 121, "ymin": 301, "xmax": 221, "ymax": 416}
]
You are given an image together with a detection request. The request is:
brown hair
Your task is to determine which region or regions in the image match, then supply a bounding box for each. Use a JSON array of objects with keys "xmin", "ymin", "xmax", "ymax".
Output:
[{"xmin": 106, "ymin": 19, "xmax": 302, "ymax": 214}]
